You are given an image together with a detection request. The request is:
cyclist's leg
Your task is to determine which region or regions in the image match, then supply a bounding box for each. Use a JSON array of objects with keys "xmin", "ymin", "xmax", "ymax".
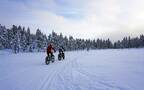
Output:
[{"xmin": 48, "ymin": 52, "xmax": 50, "ymax": 57}]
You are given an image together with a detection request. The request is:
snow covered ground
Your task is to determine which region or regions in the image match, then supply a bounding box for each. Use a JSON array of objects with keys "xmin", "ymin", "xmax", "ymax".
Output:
[{"xmin": 0, "ymin": 48, "xmax": 144, "ymax": 90}]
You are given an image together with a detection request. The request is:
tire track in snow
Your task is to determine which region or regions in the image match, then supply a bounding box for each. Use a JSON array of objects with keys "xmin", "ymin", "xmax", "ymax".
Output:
[
  {"xmin": 71, "ymin": 59, "xmax": 98, "ymax": 90},
  {"xmin": 38, "ymin": 63, "xmax": 62, "ymax": 90},
  {"xmin": 38, "ymin": 60, "xmax": 72, "ymax": 90},
  {"xmin": 73, "ymin": 59, "xmax": 134, "ymax": 90},
  {"xmin": 74, "ymin": 60, "xmax": 120, "ymax": 90},
  {"xmin": 55, "ymin": 56, "xmax": 97, "ymax": 90},
  {"xmin": 57, "ymin": 58, "xmax": 78, "ymax": 90},
  {"xmin": 39, "ymin": 53, "xmax": 133, "ymax": 90},
  {"xmin": 38, "ymin": 53, "xmax": 132, "ymax": 90},
  {"xmin": 55, "ymin": 56, "xmax": 93, "ymax": 90}
]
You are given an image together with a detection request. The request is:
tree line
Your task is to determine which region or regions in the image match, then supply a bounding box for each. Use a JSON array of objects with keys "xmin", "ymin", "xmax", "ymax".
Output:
[{"xmin": 0, "ymin": 24, "xmax": 144, "ymax": 53}]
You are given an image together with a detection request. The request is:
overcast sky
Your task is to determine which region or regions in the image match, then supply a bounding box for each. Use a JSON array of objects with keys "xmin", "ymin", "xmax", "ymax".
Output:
[{"xmin": 0, "ymin": 0, "xmax": 144, "ymax": 41}]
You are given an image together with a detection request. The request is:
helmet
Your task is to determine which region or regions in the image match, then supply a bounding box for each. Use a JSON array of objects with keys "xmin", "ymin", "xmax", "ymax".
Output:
[{"xmin": 48, "ymin": 43, "xmax": 52, "ymax": 46}]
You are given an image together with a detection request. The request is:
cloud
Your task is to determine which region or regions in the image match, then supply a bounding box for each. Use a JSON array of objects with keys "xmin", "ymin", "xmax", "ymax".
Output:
[{"xmin": 0, "ymin": 0, "xmax": 144, "ymax": 41}]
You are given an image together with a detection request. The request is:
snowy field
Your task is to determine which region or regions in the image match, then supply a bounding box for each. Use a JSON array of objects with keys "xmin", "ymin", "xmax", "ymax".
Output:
[{"xmin": 0, "ymin": 49, "xmax": 144, "ymax": 90}]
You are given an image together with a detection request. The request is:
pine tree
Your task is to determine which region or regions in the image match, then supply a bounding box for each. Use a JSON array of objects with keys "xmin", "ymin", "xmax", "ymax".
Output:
[
  {"xmin": 20, "ymin": 27, "xmax": 27, "ymax": 52},
  {"xmin": 11, "ymin": 25, "xmax": 19, "ymax": 53},
  {"xmin": 0, "ymin": 25, "xmax": 4, "ymax": 49},
  {"xmin": 140, "ymin": 35, "xmax": 144, "ymax": 47},
  {"xmin": 26, "ymin": 27, "xmax": 33, "ymax": 52}
]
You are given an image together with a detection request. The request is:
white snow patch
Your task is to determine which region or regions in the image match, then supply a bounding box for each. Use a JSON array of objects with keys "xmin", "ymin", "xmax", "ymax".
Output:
[{"xmin": 0, "ymin": 48, "xmax": 144, "ymax": 90}]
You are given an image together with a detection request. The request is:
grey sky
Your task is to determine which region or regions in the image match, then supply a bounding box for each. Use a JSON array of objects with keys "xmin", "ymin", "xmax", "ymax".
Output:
[{"xmin": 0, "ymin": 0, "xmax": 144, "ymax": 41}]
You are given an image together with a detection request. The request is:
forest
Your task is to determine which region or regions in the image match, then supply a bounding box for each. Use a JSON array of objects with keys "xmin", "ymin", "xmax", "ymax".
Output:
[{"xmin": 0, "ymin": 24, "xmax": 144, "ymax": 53}]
